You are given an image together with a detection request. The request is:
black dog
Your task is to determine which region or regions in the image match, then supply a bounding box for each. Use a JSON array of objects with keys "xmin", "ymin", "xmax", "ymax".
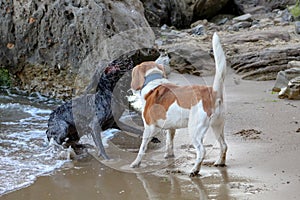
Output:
[{"xmin": 46, "ymin": 58, "xmax": 142, "ymax": 159}]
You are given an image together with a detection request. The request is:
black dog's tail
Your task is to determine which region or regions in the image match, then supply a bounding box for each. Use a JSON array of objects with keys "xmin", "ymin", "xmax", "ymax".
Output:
[{"xmin": 117, "ymin": 120, "xmax": 143, "ymax": 135}]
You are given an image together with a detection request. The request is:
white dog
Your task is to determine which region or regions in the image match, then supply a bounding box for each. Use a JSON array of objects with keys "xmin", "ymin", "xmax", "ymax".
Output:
[{"xmin": 130, "ymin": 33, "xmax": 227, "ymax": 177}]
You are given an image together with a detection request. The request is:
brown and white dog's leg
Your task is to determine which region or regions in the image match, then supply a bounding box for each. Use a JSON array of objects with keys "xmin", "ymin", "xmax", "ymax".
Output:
[
  {"xmin": 164, "ymin": 129, "xmax": 176, "ymax": 159},
  {"xmin": 211, "ymin": 118, "xmax": 227, "ymax": 167},
  {"xmin": 130, "ymin": 126, "xmax": 157, "ymax": 168}
]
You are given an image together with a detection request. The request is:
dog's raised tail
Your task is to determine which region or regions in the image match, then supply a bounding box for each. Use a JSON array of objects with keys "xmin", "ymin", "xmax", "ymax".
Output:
[{"xmin": 212, "ymin": 33, "xmax": 226, "ymax": 99}]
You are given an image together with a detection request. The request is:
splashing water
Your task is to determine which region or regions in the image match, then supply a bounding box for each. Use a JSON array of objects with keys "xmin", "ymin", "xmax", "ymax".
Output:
[{"xmin": 0, "ymin": 88, "xmax": 73, "ymax": 195}]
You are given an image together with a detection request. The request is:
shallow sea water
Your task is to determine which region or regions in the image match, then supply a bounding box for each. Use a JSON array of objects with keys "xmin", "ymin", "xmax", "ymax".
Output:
[{"xmin": 0, "ymin": 88, "xmax": 71, "ymax": 195}]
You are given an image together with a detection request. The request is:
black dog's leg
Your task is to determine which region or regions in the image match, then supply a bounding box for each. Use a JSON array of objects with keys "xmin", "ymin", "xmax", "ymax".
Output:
[{"xmin": 90, "ymin": 117, "xmax": 109, "ymax": 160}]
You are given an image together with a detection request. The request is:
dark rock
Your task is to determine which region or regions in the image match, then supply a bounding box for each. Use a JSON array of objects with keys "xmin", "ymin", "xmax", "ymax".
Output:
[
  {"xmin": 277, "ymin": 9, "xmax": 294, "ymax": 23},
  {"xmin": 0, "ymin": 0, "xmax": 156, "ymax": 99},
  {"xmin": 210, "ymin": 14, "xmax": 234, "ymax": 25},
  {"xmin": 230, "ymin": 44, "xmax": 300, "ymax": 81},
  {"xmin": 193, "ymin": 0, "xmax": 230, "ymax": 20},
  {"xmin": 141, "ymin": 0, "xmax": 194, "ymax": 28},
  {"xmin": 257, "ymin": 0, "xmax": 297, "ymax": 11},
  {"xmin": 141, "ymin": 0, "xmax": 230, "ymax": 28},
  {"xmin": 154, "ymin": 24, "xmax": 214, "ymax": 76},
  {"xmin": 217, "ymin": 17, "xmax": 229, "ymax": 25},
  {"xmin": 191, "ymin": 24, "xmax": 205, "ymax": 35},
  {"xmin": 166, "ymin": 41, "xmax": 214, "ymax": 76},
  {"xmin": 233, "ymin": 0, "xmax": 297, "ymax": 14},
  {"xmin": 223, "ymin": 28, "xmax": 300, "ymax": 81},
  {"xmin": 232, "ymin": 21, "xmax": 252, "ymax": 30},
  {"xmin": 224, "ymin": 30, "xmax": 291, "ymax": 44}
]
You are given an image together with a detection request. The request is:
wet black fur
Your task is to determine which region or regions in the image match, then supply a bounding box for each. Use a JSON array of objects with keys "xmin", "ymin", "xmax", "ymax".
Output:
[{"xmin": 46, "ymin": 59, "xmax": 136, "ymax": 159}]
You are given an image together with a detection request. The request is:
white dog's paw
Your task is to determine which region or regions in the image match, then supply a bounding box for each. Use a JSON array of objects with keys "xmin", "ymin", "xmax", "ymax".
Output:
[
  {"xmin": 130, "ymin": 161, "xmax": 140, "ymax": 168},
  {"xmin": 189, "ymin": 170, "xmax": 200, "ymax": 177},
  {"xmin": 214, "ymin": 160, "xmax": 226, "ymax": 167}
]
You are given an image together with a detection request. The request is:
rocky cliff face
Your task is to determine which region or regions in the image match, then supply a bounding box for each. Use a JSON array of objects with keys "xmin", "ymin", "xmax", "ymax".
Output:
[
  {"xmin": 236, "ymin": 0, "xmax": 297, "ymax": 13},
  {"xmin": 141, "ymin": 0, "xmax": 230, "ymax": 28},
  {"xmin": 140, "ymin": 0, "xmax": 297, "ymax": 28},
  {"xmin": 1, "ymin": 0, "xmax": 300, "ymax": 99},
  {"xmin": 0, "ymin": 0, "xmax": 153, "ymax": 99}
]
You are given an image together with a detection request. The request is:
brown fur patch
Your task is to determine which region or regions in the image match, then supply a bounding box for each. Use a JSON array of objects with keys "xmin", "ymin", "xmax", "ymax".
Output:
[
  {"xmin": 143, "ymin": 83, "xmax": 216, "ymax": 125},
  {"xmin": 131, "ymin": 61, "xmax": 165, "ymax": 90}
]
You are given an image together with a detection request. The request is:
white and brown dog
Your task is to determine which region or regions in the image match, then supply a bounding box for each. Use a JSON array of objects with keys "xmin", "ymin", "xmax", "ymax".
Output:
[{"xmin": 130, "ymin": 33, "xmax": 227, "ymax": 177}]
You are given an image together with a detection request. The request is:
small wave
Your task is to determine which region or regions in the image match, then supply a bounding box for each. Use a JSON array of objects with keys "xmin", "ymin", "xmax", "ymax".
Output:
[
  {"xmin": 0, "ymin": 90, "xmax": 71, "ymax": 196},
  {"xmin": 1, "ymin": 103, "xmax": 51, "ymax": 126},
  {"xmin": 0, "ymin": 102, "xmax": 22, "ymax": 109},
  {"xmin": 0, "ymin": 103, "xmax": 51, "ymax": 115},
  {"xmin": 23, "ymin": 106, "xmax": 52, "ymax": 115},
  {"xmin": 102, "ymin": 129, "xmax": 119, "ymax": 147}
]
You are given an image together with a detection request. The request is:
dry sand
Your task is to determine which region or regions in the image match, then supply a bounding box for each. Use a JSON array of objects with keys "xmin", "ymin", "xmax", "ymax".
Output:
[{"xmin": 2, "ymin": 70, "xmax": 300, "ymax": 200}]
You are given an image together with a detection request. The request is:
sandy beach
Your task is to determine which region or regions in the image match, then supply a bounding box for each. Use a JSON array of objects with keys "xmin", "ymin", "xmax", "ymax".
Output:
[{"xmin": 2, "ymin": 70, "xmax": 300, "ymax": 200}]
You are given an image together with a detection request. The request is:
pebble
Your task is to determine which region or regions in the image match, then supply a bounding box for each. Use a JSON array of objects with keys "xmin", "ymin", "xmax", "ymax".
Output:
[
  {"xmin": 233, "ymin": 13, "xmax": 253, "ymax": 22},
  {"xmin": 217, "ymin": 17, "xmax": 228, "ymax": 25},
  {"xmin": 191, "ymin": 24, "xmax": 205, "ymax": 35},
  {"xmin": 233, "ymin": 21, "xmax": 252, "ymax": 30}
]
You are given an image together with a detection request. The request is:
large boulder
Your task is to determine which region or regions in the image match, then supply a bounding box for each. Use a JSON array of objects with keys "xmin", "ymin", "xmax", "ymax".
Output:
[
  {"xmin": 273, "ymin": 66, "xmax": 300, "ymax": 99},
  {"xmin": 0, "ymin": 0, "xmax": 156, "ymax": 99},
  {"xmin": 141, "ymin": 0, "xmax": 229, "ymax": 28},
  {"xmin": 282, "ymin": 76, "xmax": 300, "ymax": 99},
  {"xmin": 224, "ymin": 28, "xmax": 300, "ymax": 81},
  {"xmin": 167, "ymin": 41, "xmax": 215, "ymax": 76},
  {"xmin": 193, "ymin": 0, "xmax": 230, "ymax": 20},
  {"xmin": 156, "ymin": 27, "xmax": 215, "ymax": 76}
]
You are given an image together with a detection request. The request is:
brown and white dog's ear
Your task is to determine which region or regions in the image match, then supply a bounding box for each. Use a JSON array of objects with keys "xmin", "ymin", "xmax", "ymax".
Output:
[{"xmin": 131, "ymin": 65, "xmax": 145, "ymax": 91}]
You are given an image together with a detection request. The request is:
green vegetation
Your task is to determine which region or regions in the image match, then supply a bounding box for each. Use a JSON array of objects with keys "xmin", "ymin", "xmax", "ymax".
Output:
[
  {"xmin": 0, "ymin": 68, "xmax": 11, "ymax": 87},
  {"xmin": 289, "ymin": 0, "xmax": 300, "ymax": 19}
]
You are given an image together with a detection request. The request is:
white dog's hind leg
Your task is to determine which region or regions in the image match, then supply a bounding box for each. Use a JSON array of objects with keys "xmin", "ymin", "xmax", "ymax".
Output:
[
  {"xmin": 189, "ymin": 118, "xmax": 210, "ymax": 177},
  {"xmin": 164, "ymin": 129, "xmax": 176, "ymax": 159},
  {"xmin": 130, "ymin": 126, "xmax": 156, "ymax": 168},
  {"xmin": 211, "ymin": 119, "xmax": 227, "ymax": 166}
]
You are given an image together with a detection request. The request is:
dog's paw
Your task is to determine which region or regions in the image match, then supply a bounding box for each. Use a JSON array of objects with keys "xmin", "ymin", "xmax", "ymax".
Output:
[
  {"xmin": 189, "ymin": 170, "xmax": 199, "ymax": 177},
  {"xmin": 130, "ymin": 161, "xmax": 140, "ymax": 168},
  {"xmin": 164, "ymin": 153, "xmax": 175, "ymax": 159},
  {"xmin": 98, "ymin": 152, "xmax": 109, "ymax": 160},
  {"xmin": 214, "ymin": 163, "xmax": 226, "ymax": 167},
  {"xmin": 214, "ymin": 160, "xmax": 226, "ymax": 167}
]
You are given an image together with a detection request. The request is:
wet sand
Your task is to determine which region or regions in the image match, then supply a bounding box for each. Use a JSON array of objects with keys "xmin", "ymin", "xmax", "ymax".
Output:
[{"xmin": 2, "ymin": 70, "xmax": 300, "ymax": 199}]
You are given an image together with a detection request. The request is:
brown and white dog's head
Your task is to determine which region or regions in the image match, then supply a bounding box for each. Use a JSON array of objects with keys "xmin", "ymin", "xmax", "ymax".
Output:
[{"xmin": 131, "ymin": 61, "xmax": 166, "ymax": 91}]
